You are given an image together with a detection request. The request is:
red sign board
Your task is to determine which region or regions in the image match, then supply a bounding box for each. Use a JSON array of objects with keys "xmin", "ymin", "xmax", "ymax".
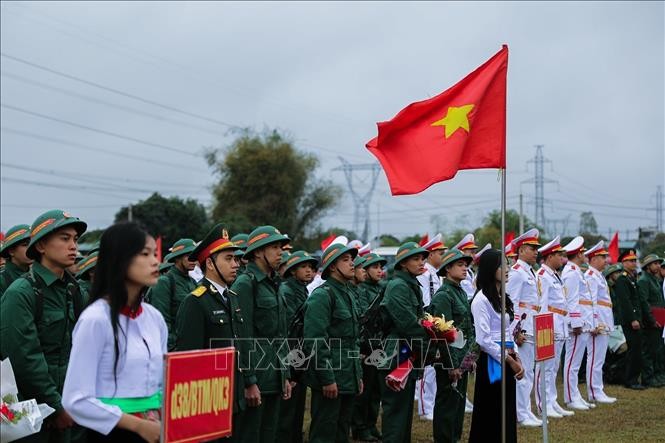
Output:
[
  {"xmin": 162, "ymin": 348, "xmax": 235, "ymax": 443},
  {"xmin": 534, "ymin": 313, "xmax": 555, "ymax": 362}
]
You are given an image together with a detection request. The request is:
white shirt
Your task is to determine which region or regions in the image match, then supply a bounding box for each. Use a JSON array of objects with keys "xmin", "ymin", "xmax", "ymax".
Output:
[
  {"xmin": 537, "ymin": 264, "xmax": 568, "ymax": 339},
  {"xmin": 307, "ymin": 273, "xmax": 324, "ymax": 295},
  {"xmin": 506, "ymin": 259, "xmax": 539, "ymax": 336},
  {"xmin": 416, "ymin": 262, "xmax": 441, "ymax": 307},
  {"xmin": 562, "ymin": 261, "xmax": 594, "ymax": 331},
  {"xmin": 471, "ymin": 290, "xmax": 513, "ymax": 363},
  {"xmin": 461, "ymin": 268, "xmax": 476, "ymax": 300},
  {"xmin": 62, "ymin": 299, "xmax": 167, "ymax": 435},
  {"xmin": 585, "ymin": 266, "xmax": 615, "ymax": 332}
]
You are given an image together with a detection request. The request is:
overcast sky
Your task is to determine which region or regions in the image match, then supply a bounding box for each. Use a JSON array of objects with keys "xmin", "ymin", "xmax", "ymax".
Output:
[{"xmin": 1, "ymin": 1, "xmax": 663, "ymax": 243}]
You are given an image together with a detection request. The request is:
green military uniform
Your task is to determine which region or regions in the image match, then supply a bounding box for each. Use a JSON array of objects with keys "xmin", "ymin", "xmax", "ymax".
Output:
[
  {"xmin": 159, "ymin": 261, "xmax": 174, "ymax": 274},
  {"xmin": 175, "ymin": 224, "xmax": 251, "ymax": 442},
  {"xmin": 637, "ymin": 255, "xmax": 665, "ymax": 386},
  {"xmin": 303, "ymin": 243, "xmax": 362, "ymax": 443},
  {"xmin": 232, "ymin": 226, "xmax": 290, "ymax": 443},
  {"xmin": 277, "ymin": 251, "xmax": 318, "ymax": 443},
  {"xmin": 379, "ymin": 242, "xmax": 431, "ymax": 443},
  {"xmin": 0, "ymin": 210, "xmax": 87, "ymax": 443},
  {"xmin": 148, "ymin": 238, "xmax": 197, "ymax": 351},
  {"xmin": 352, "ymin": 253, "xmax": 388, "ymax": 442},
  {"xmin": 232, "ymin": 233, "xmax": 249, "ymax": 275},
  {"xmin": 0, "ymin": 224, "xmax": 31, "ymax": 296},
  {"xmin": 614, "ymin": 251, "xmax": 647, "ymax": 388},
  {"xmin": 427, "ymin": 249, "xmax": 474, "ymax": 443},
  {"xmin": 75, "ymin": 251, "xmax": 98, "ymax": 304},
  {"xmin": 604, "ymin": 264, "xmax": 623, "ymax": 320}
]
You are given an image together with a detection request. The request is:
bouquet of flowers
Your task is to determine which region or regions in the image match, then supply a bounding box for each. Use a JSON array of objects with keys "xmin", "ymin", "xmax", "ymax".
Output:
[
  {"xmin": 420, "ymin": 313, "xmax": 457, "ymax": 343},
  {"xmin": 1, "ymin": 359, "xmax": 55, "ymax": 443}
]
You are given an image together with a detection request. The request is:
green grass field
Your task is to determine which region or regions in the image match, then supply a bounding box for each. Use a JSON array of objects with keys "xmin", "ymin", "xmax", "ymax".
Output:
[{"xmin": 301, "ymin": 378, "xmax": 665, "ymax": 442}]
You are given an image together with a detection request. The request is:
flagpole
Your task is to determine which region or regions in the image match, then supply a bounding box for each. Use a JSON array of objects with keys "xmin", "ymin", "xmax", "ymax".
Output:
[{"xmin": 500, "ymin": 167, "xmax": 507, "ymax": 443}]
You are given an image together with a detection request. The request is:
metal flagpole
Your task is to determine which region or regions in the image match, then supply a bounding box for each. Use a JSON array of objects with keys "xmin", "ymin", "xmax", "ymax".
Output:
[{"xmin": 500, "ymin": 167, "xmax": 507, "ymax": 443}]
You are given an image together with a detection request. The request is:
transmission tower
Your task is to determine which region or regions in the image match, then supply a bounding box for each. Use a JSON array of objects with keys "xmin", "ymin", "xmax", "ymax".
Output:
[
  {"xmin": 332, "ymin": 157, "xmax": 382, "ymax": 241},
  {"xmin": 522, "ymin": 145, "xmax": 557, "ymax": 233}
]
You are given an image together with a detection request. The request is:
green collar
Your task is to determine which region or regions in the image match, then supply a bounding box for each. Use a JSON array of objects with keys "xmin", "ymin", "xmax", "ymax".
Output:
[
  {"xmin": 247, "ymin": 261, "xmax": 269, "ymax": 282},
  {"xmin": 442, "ymin": 278, "xmax": 462, "ymax": 289},
  {"xmin": 32, "ymin": 261, "xmax": 62, "ymax": 287},
  {"xmin": 6, "ymin": 260, "xmax": 28, "ymax": 273},
  {"xmin": 394, "ymin": 270, "xmax": 419, "ymax": 286},
  {"xmin": 326, "ymin": 275, "xmax": 350, "ymax": 291},
  {"xmin": 286, "ymin": 276, "xmax": 307, "ymax": 287},
  {"xmin": 170, "ymin": 265, "xmax": 189, "ymax": 278}
]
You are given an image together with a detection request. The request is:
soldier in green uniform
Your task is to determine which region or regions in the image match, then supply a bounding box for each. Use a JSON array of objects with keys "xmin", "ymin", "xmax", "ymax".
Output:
[
  {"xmin": 277, "ymin": 250, "xmax": 318, "ymax": 443},
  {"xmin": 380, "ymin": 242, "xmax": 431, "ymax": 443},
  {"xmin": 637, "ymin": 254, "xmax": 665, "ymax": 386},
  {"xmin": 303, "ymin": 242, "xmax": 363, "ymax": 443},
  {"xmin": 428, "ymin": 249, "xmax": 475, "ymax": 443},
  {"xmin": 613, "ymin": 250, "xmax": 650, "ymax": 389},
  {"xmin": 232, "ymin": 233, "xmax": 249, "ymax": 274},
  {"xmin": 159, "ymin": 261, "xmax": 174, "ymax": 274},
  {"xmin": 0, "ymin": 209, "xmax": 87, "ymax": 443},
  {"xmin": 75, "ymin": 251, "xmax": 98, "ymax": 303},
  {"xmin": 0, "ymin": 224, "xmax": 32, "ymax": 296},
  {"xmin": 175, "ymin": 223, "xmax": 252, "ymax": 442},
  {"xmin": 147, "ymin": 238, "xmax": 197, "ymax": 350},
  {"xmin": 353, "ymin": 253, "xmax": 388, "ymax": 442},
  {"xmin": 231, "ymin": 226, "xmax": 292, "ymax": 443},
  {"xmin": 277, "ymin": 250, "xmax": 292, "ymax": 285},
  {"xmin": 603, "ymin": 264, "xmax": 623, "ymax": 321}
]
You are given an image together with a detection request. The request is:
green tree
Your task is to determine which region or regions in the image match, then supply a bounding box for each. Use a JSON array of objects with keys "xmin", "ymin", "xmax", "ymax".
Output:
[
  {"xmin": 579, "ymin": 211, "xmax": 599, "ymax": 235},
  {"xmin": 205, "ymin": 129, "xmax": 340, "ymax": 240},
  {"xmin": 378, "ymin": 234, "xmax": 400, "ymax": 247},
  {"xmin": 641, "ymin": 232, "xmax": 665, "ymax": 256},
  {"xmin": 472, "ymin": 210, "xmax": 543, "ymax": 249},
  {"xmin": 115, "ymin": 193, "xmax": 211, "ymax": 248}
]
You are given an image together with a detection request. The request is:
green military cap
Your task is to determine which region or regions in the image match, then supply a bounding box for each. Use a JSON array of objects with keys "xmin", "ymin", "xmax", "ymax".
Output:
[
  {"xmin": 353, "ymin": 255, "xmax": 367, "ymax": 268},
  {"xmin": 280, "ymin": 251, "xmax": 292, "ymax": 266},
  {"xmin": 88, "ymin": 241, "xmax": 100, "ymax": 254},
  {"xmin": 243, "ymin": 226, "xmax": 290, "ymax": 259},
  {"xmin": 76, "ymin": 252, "xmax": 99, "ymax": 278},
  {"xmin": 321, "ymin": 243, "xmax": 358, "ymax": 278},
  {"xmin": 159, "ymin": 262, "xmax": 174, "ymax": 274},
  {"xmin": 437, "ymin": 248, "xmax": 473, "ymax": 275},
  {"xmin": 603, "ymin": 263, "xmax": 623, "ymax": 278},
  {"xmin": 27, "ymin": 209, "xmax": 87, "ymax": 260},
  {"xmin": 231, "ymin": 233, "xmax": 249, "ymax": 250},
  {"xmin": 394, "ymin": 241, "xmax": 429, "ymax": 266},
  {"xmin": 0, "ymin": 224, "xmax": 31, "ymax": 258},
  {"xmin": 164, "ymin": 238, "xmax": 196, "ymax": 263},
  {"xmin": 362, "ymin": 252, "xmax": 387, "ymax": 269},
  {"xmin": 580, "ymin": 262, "xmax": 589, "ymax": 273},
  {"xmin": 189, "ymin": 223, "xmax": 240, "ymax": 264},
  {"xmin": 283, "ymin": 250, "xmax": 318, "ymax": 275},
  {"xmin": 640, "ymin": 254, "xmax": 661, "ymax": 268}
]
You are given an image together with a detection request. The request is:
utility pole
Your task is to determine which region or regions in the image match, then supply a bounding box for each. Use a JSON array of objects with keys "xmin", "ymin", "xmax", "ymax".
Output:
[
  {"xmin": 332, "ymin": 157, "xmax": 382, "ymax": 241},
  {"xmin": 523, "ymin": 145, "xmax": 557, "ymax": 234}
]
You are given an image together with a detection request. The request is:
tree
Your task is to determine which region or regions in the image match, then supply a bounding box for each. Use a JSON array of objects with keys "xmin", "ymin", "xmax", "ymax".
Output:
[
  {"xmin": 473, "ymin": 210, "xmax": 543, "ymax": 249},
  {"xmin": 579, "ymin": 211, "xmax": 599, "ymax": 235},
  {"xmin": 115, "ymin": 193, "xmax": 211, "ymax": 248},
  {"xmin": 378, "ymin": 234, "xmax": 400, "ymax": 247},
  {"xmin": 641, "ymin": 232, "xmax": 665, "ymax": 256},
  {"xmin": 205, "ymin": 129, "xmax": 340, "ymax": 240}
]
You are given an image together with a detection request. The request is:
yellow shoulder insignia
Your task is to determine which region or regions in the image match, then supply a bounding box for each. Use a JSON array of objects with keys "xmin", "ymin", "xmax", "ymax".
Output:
[
  {"xmin": 192, "ymin": 285, "xmax": 207, "ymax": 297},
  {"xmin": 622, "ymin": 271, "xmax": 628, "ymax": 276}
]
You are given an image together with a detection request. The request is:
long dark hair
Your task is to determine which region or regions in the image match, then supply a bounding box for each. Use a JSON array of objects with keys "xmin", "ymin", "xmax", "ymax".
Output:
[
  {"xmin": 474, "ymin": 248, "xmax": 514, "ymax": 318},
  {"xmin": 88, "ymin": 222, "xmax": 150, "ymax": 389}
]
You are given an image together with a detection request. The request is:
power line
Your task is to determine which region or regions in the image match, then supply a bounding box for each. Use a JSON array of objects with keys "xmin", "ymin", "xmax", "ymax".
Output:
[
  {"xmin": 1, "ymin": 103, "xmax": 200, "ymax": 157},
  {"xmin": 0, "ymin": 127, "xmax": 206, "ymax": 171}
]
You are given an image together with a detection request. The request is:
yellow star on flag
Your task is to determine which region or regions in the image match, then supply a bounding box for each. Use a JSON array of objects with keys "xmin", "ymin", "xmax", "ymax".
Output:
[{"xmin": 431, "ymin": 104, "xmax": 475, "ymax": 138}]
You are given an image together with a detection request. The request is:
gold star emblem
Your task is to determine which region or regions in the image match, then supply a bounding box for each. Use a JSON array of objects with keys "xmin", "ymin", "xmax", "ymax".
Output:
[{"xmin": 431, "ymin": 104, "xmax": 474, "ymax": 138}]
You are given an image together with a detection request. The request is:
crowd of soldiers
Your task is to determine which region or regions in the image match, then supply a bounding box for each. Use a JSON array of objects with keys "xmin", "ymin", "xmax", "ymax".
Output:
[{"xmin": 0, "ymin": 208, "xmax": 664, "ymax": 443}]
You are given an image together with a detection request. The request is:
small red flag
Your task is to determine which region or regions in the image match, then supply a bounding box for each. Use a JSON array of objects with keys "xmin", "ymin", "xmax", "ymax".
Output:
[
  {"xmin": 321, "ymin": 233, "xmax": 337, "ymax": 251},
  {"xmin": 367, "ymin": 46, "xmax": 508, "ymax": 195},
  {"xmin": 504, "ymin": 231, "xmax": 515, "ymax": 246},
  {"xmin": 418, "ymin": 234, "xmax": 429, "ymax": 247},
  {"xmin": 156, "ymin": 236, "xmax": 163, "ymax": 262},
  {"xmin": 608, "ymin": 232, "xmax": 619, "ymax": 264}
]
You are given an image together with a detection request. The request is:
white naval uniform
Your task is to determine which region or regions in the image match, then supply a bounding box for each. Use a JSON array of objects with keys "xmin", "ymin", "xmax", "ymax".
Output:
[
  {"xmin": 461, "ymin": 268, "xmax": 476, "ymax": 301},
  {"xmin": 562, "ymin": 262, "xmax": 594, "ymax": 405},
  {"xmin": 585, "ymin": 266, "xmax": 615, "ymax": 401},
  {"xmin": 415, "ymin": 262, "xmax": 441, "ymax": 416},
  {"xmin": 535, "ymin": 264, "xmax": 569, "ymax": 413},
  {"xmin": 506, "ymin": 259, "xmax": 540, "ymax": 422}
]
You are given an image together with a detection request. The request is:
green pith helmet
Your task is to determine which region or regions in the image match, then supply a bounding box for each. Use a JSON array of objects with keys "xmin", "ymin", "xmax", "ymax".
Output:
[
  {"xmin": 189, "ymin": 223, "xmax": 240, "ymax": 264},
  {"xmin": 362, "ymin": 252, "xmax": 387, "ymax": 269},
  {"xmin": 320, "ymin": 243, "xmax": 358, "ymax": 278},
  {"xmin": 88, "ymin": 241, "xmax": 100, "ymax": 254},
  {"xmin": 231, "ymin": 233, "xmax": 249, "ymax": 250},
  {"xmin": 641, "ymin": 254, "xmax": 662, "ymax": 269},
  {"xmin": 394, "ymin": 242, "xmax": 429, "ymax": 267},
  {"xmin": 164, "ymin": 238, "xmax": 197, "ymax": 263},
  {"xmin": 437, "ymin": 248, "xmax": 473, "ymax": 276},
  {"xmin": 159, "ymin": 262, "xmax": 174, "ymax": 273},
  {"xmin": 243, "ymin": 226, "xmax": 290, "ymax": 259},
  {"xmin": 280, "ymin": 251, "xmax": 292, "ymax": 266},
  {"xmin": 27, "ymin": 210, "xmax": 87, "ymax": 260},
  {"xmin": 283, "ymin": 250, "xmax": 319, "ymax": 275},
  {"xmin": 0, "ymin": 224, "xmax": 31, "ymax": 258},
  {"xmin": 353, "ymin": 255, "xmax": 367, "ymax": 268},
  {"xmin": 76, "ymin": 252, "xmax": 99, "ymax": 279},
  {"xmin": 603, "ymin": 263, "xmax": 623, "ymax": 278}
]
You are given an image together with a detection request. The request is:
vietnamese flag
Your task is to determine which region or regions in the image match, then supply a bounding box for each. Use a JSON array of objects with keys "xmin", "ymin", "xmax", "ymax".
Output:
[
  {"xmin": 156, "ymin": 236, "xmax": 163, "ymax": 262},
  {"xmin": 367, "ymin": 45, "xmax": 508, "ymax": 195},
  {"xmin": 608, "ymin": 231, "xmax": 619, "ymax": 264}
]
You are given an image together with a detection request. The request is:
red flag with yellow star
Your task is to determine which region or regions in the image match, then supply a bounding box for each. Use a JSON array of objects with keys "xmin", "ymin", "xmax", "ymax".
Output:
[{"xmin": 366, "ymin": 45, "xmax": 507, "ymax": 195}]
